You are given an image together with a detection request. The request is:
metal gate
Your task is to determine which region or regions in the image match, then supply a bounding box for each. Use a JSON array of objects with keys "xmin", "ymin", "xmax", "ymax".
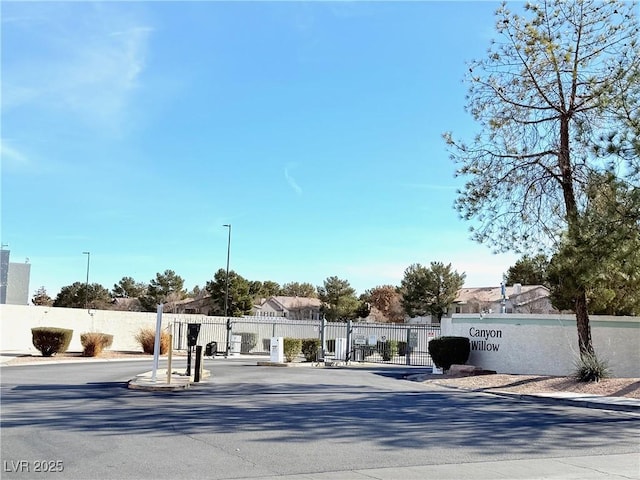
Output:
[
  {"xmin": 171, "ymin": 316, "xmax": 439, "ymax": 366},
  {"xmin": 346, "ymin": 322, "xmax": 439, "ymax": 366}
]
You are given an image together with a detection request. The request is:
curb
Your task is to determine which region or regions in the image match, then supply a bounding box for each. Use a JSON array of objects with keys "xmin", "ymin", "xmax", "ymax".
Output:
[
  {"xmin": 256, "ymin": 360, "xmax": 351, "ymax": 367},
  {"xmin": 257, "ymin": 361, "xmax": 296, "ymax": 367},
  {"xmin": 1, "ymin": 357, "xmax": 159, "ymax": 367},
  {"xmin": 487, "ymin": 390, "xmax": 640, "ymax": 413},
  {"xmin": 127, "ymin": 369, "xmax": 210, "ymax": 392},
  {"xmin": 127, "ymin": 378, "xmax": 191, "ymax": 391}
]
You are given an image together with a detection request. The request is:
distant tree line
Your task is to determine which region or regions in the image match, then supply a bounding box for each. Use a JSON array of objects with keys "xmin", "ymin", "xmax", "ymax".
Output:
[
  {"xmin": 32, "ymin": 261, "xmax": 473, "ymax": 322},
  {"xmin": 33, "ymin": 245, "xmax": 640, "ymax": 321}
]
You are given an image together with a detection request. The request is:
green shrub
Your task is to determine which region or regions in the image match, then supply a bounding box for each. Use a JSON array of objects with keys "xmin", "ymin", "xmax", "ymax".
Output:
[
  {"xmin": 234, "ymin": 332, "xmax": 258, "ymax": 353},
  {"xmin": 397, "ymin": 341, "xmax": 408, "ymax": 357},
  {"xmin": 283, "ymin": 337, "xmax": 302, "ymax": 362},
  {"xmin": 428, "ymin": 336, "xmax": 470, "ymax": 371},
  {"xmin": 31, "ymin": 327, "xmax": 73, "ymax": 357},
  {"xmin": 301, "ymin": 338, "xmax": 321, "ymax": 362},
  {"xmin": 379, "ymin": 340, "xmax": 399, "ymax": 361},
  {"xmin": 80, "ymin": 332, "xmax": 114, "ymax": 357},
  {"xmin": 135, "ymin": 327, "xmax": 170, "ymax": 355},
  {"xmin": 574, "ymin": 351, "xmax": 610, "ymax": 382}
]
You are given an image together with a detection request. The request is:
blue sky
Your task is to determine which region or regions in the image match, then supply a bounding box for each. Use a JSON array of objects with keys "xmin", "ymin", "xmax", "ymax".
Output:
[{"xmin": 2, "ymin": 1, "xmax": 522, "ymax": 300}]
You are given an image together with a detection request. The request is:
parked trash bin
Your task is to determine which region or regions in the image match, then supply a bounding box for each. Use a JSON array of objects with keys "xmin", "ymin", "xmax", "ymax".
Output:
[{"xmin": 205, "ymin": 341, "xmax": 217, "ymax": 357}]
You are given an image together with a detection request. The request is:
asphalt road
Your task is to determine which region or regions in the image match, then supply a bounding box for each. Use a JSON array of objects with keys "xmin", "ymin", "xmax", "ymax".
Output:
[{"xmin": 1, "ymin": 358, "xmax": 639, "ymax": 480}]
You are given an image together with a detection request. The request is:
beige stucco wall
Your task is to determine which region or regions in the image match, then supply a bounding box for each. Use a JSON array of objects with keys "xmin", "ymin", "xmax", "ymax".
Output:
[
  {"xmin": 3, "ymin": 306, "xmax": 638, "ymax": 377},
  {"xmin": 442, "ymin": 314, "xmax": 640, "ymax": 377},
  {"xmin": 0, "ymin": 304, "xmax": 209, "ymax": 353}
]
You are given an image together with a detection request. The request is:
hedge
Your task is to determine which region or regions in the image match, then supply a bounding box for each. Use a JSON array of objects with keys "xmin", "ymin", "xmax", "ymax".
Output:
[
  {"xmin": 301, "ymin": 338, "xmax": 321, "ymax": 362},
  {"xmin": 428, "ymin": 336, "xmax": 470, "ymax": 371},
  {"xmin": 283, "ymin": 337, "xmax": 302, "ymax": 362},
  {"xmin": 31, "ymin": 327, "xmax": 73, "ymax": 357}
]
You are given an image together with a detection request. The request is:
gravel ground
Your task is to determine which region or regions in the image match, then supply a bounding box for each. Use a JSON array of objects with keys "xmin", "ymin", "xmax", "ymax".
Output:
[
  {"xmin": 4, "ymin": 351, "xmax": 639, "ymax": 399},
  {"xmin": 412, "ymin": 373, "xmax": 640, "ymax": 399}
]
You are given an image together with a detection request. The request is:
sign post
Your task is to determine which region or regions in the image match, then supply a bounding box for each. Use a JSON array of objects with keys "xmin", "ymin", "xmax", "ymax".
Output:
[{"xmin": 151, "ymin": 304, "xmax": 163, "ymax": 382}]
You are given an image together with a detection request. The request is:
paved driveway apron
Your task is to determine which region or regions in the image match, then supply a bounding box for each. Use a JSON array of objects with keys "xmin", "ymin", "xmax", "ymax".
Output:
[{"xmin": 1, "ymin": 359, "xmax": 639, "ymax": 479}]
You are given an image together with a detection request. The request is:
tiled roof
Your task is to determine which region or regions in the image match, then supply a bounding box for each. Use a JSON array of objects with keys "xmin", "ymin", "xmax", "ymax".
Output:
[
  {"xmin": 260, "ymin": 296, "xmax": 322, "ymax": 309},
  {"xmin": 454, "ymin": 285, "xmax": 548, "ymax": 304}
]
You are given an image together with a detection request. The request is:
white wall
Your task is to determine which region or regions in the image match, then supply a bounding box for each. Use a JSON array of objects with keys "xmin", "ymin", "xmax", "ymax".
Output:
[
  {"xmin": 0, "ymin": 304, "xmax": 208, "ymax": 353},
  {"xmin": 442, "ymin": 314, "xmax": 640, "ymax": 377},
  {"xmin": 405, "ymin": 315, "xmax": 436, "ymax": 324},
  {"xmin": 3, "ymin": 305, "xmax": 639, "ymax": 378}
]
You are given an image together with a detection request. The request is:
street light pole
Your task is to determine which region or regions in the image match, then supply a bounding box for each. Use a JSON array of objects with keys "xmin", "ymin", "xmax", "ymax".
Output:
[
  {"xmin": 222, "ymin": 224, "xmax": 231, "ymax": 357},
  {"xmin": 82, "ymin": 252, "xmax": 90, "ymax": 310},
  {"xmin": 223, "ymin": 224, "xmax": 232, "ymax": 317}
]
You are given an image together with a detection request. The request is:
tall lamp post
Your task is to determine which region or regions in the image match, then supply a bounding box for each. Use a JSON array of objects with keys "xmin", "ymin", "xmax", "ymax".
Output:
[
  {"xmin": 222, "ymin": 224, "xmax": 232, "ymax": 357},
  {"xmin": 82, "ymin": 251, "xmax": 90, "ymax": 310}
]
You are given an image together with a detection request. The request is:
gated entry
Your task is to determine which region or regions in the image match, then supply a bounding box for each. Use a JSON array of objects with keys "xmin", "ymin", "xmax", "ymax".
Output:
[{"xmin": 172, "ymin": 316, "xmax": 439, "ymax": 366}]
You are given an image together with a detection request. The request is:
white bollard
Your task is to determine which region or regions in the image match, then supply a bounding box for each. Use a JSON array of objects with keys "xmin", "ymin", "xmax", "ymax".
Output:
[{"xmin": 270, "ymin": 337, "xmax": 284, "ymax": 363}]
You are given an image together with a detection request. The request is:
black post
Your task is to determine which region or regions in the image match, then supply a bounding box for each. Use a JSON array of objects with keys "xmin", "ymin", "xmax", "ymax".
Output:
[
  {"xmin": 194, "ymin": 346, "xmax": 203, "ymax": 382},
  {"xmin": 186, "ymin": 323, "xmax": 200, "ymax": 375},
  {"xmin": 346, "ymin": 319, "xmax": 353, "ymax": 363},
  {"xmin": 225, "ymin": 317, "xmax": 231, "ymax": 357}
]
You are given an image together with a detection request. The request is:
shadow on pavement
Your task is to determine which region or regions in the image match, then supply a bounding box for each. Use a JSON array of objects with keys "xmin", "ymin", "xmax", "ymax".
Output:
[{"xmin": 2, "ymin": 372, "xmax": 638, "ymax": 456}]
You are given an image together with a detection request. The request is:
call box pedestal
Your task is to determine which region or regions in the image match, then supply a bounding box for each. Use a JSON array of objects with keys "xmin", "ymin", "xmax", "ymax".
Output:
[{"xmin": 270, "ymin": 337, "xmax": 284, "ymax": 363}]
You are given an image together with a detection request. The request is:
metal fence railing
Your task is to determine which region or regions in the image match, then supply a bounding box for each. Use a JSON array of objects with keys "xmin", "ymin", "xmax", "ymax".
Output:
[{"xmin": 171, "ymin": 315, "xmax": 440, "ymax": 366}]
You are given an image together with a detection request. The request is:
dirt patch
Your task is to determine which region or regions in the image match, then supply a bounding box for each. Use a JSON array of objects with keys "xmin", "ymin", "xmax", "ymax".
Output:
[{"xmin": 412, "ymin": 373, "xmax": 640, "ymax": 399}]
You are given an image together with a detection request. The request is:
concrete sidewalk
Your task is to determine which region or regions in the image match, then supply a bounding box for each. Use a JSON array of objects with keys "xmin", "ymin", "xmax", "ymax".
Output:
[{"xmin": 232, "ymin": 453, "xmax": 640, "ymax": 480}]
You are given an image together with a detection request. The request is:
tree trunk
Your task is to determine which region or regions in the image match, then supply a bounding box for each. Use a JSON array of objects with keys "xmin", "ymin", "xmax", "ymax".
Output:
[
  {"xmin": 559, "ymin": 115, "xmax": 595, "ymax": 357},
  {"xmin": 574, "ymin": 287, "xmax": 594, "ymax": 356}
]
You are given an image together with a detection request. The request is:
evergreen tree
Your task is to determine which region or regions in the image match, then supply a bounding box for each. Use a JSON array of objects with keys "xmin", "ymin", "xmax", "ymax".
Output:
[
  {"xmin": 400, "ymin": 262, "xmax": 465, "ymax": 322},
  {"xmin": 444, "ymin": 0, "xmax": 639, "ymax": 356},
  {"xmin": 206, "ymin": 269, "xmax": 254, "ymax": 316},
  {"xmin": 31, "ymin": 286, "xmax": 53, "ymax": 306},
  {"xmin": 317, "ymin": 276, "xmax": 361, "ymax": 322}
]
